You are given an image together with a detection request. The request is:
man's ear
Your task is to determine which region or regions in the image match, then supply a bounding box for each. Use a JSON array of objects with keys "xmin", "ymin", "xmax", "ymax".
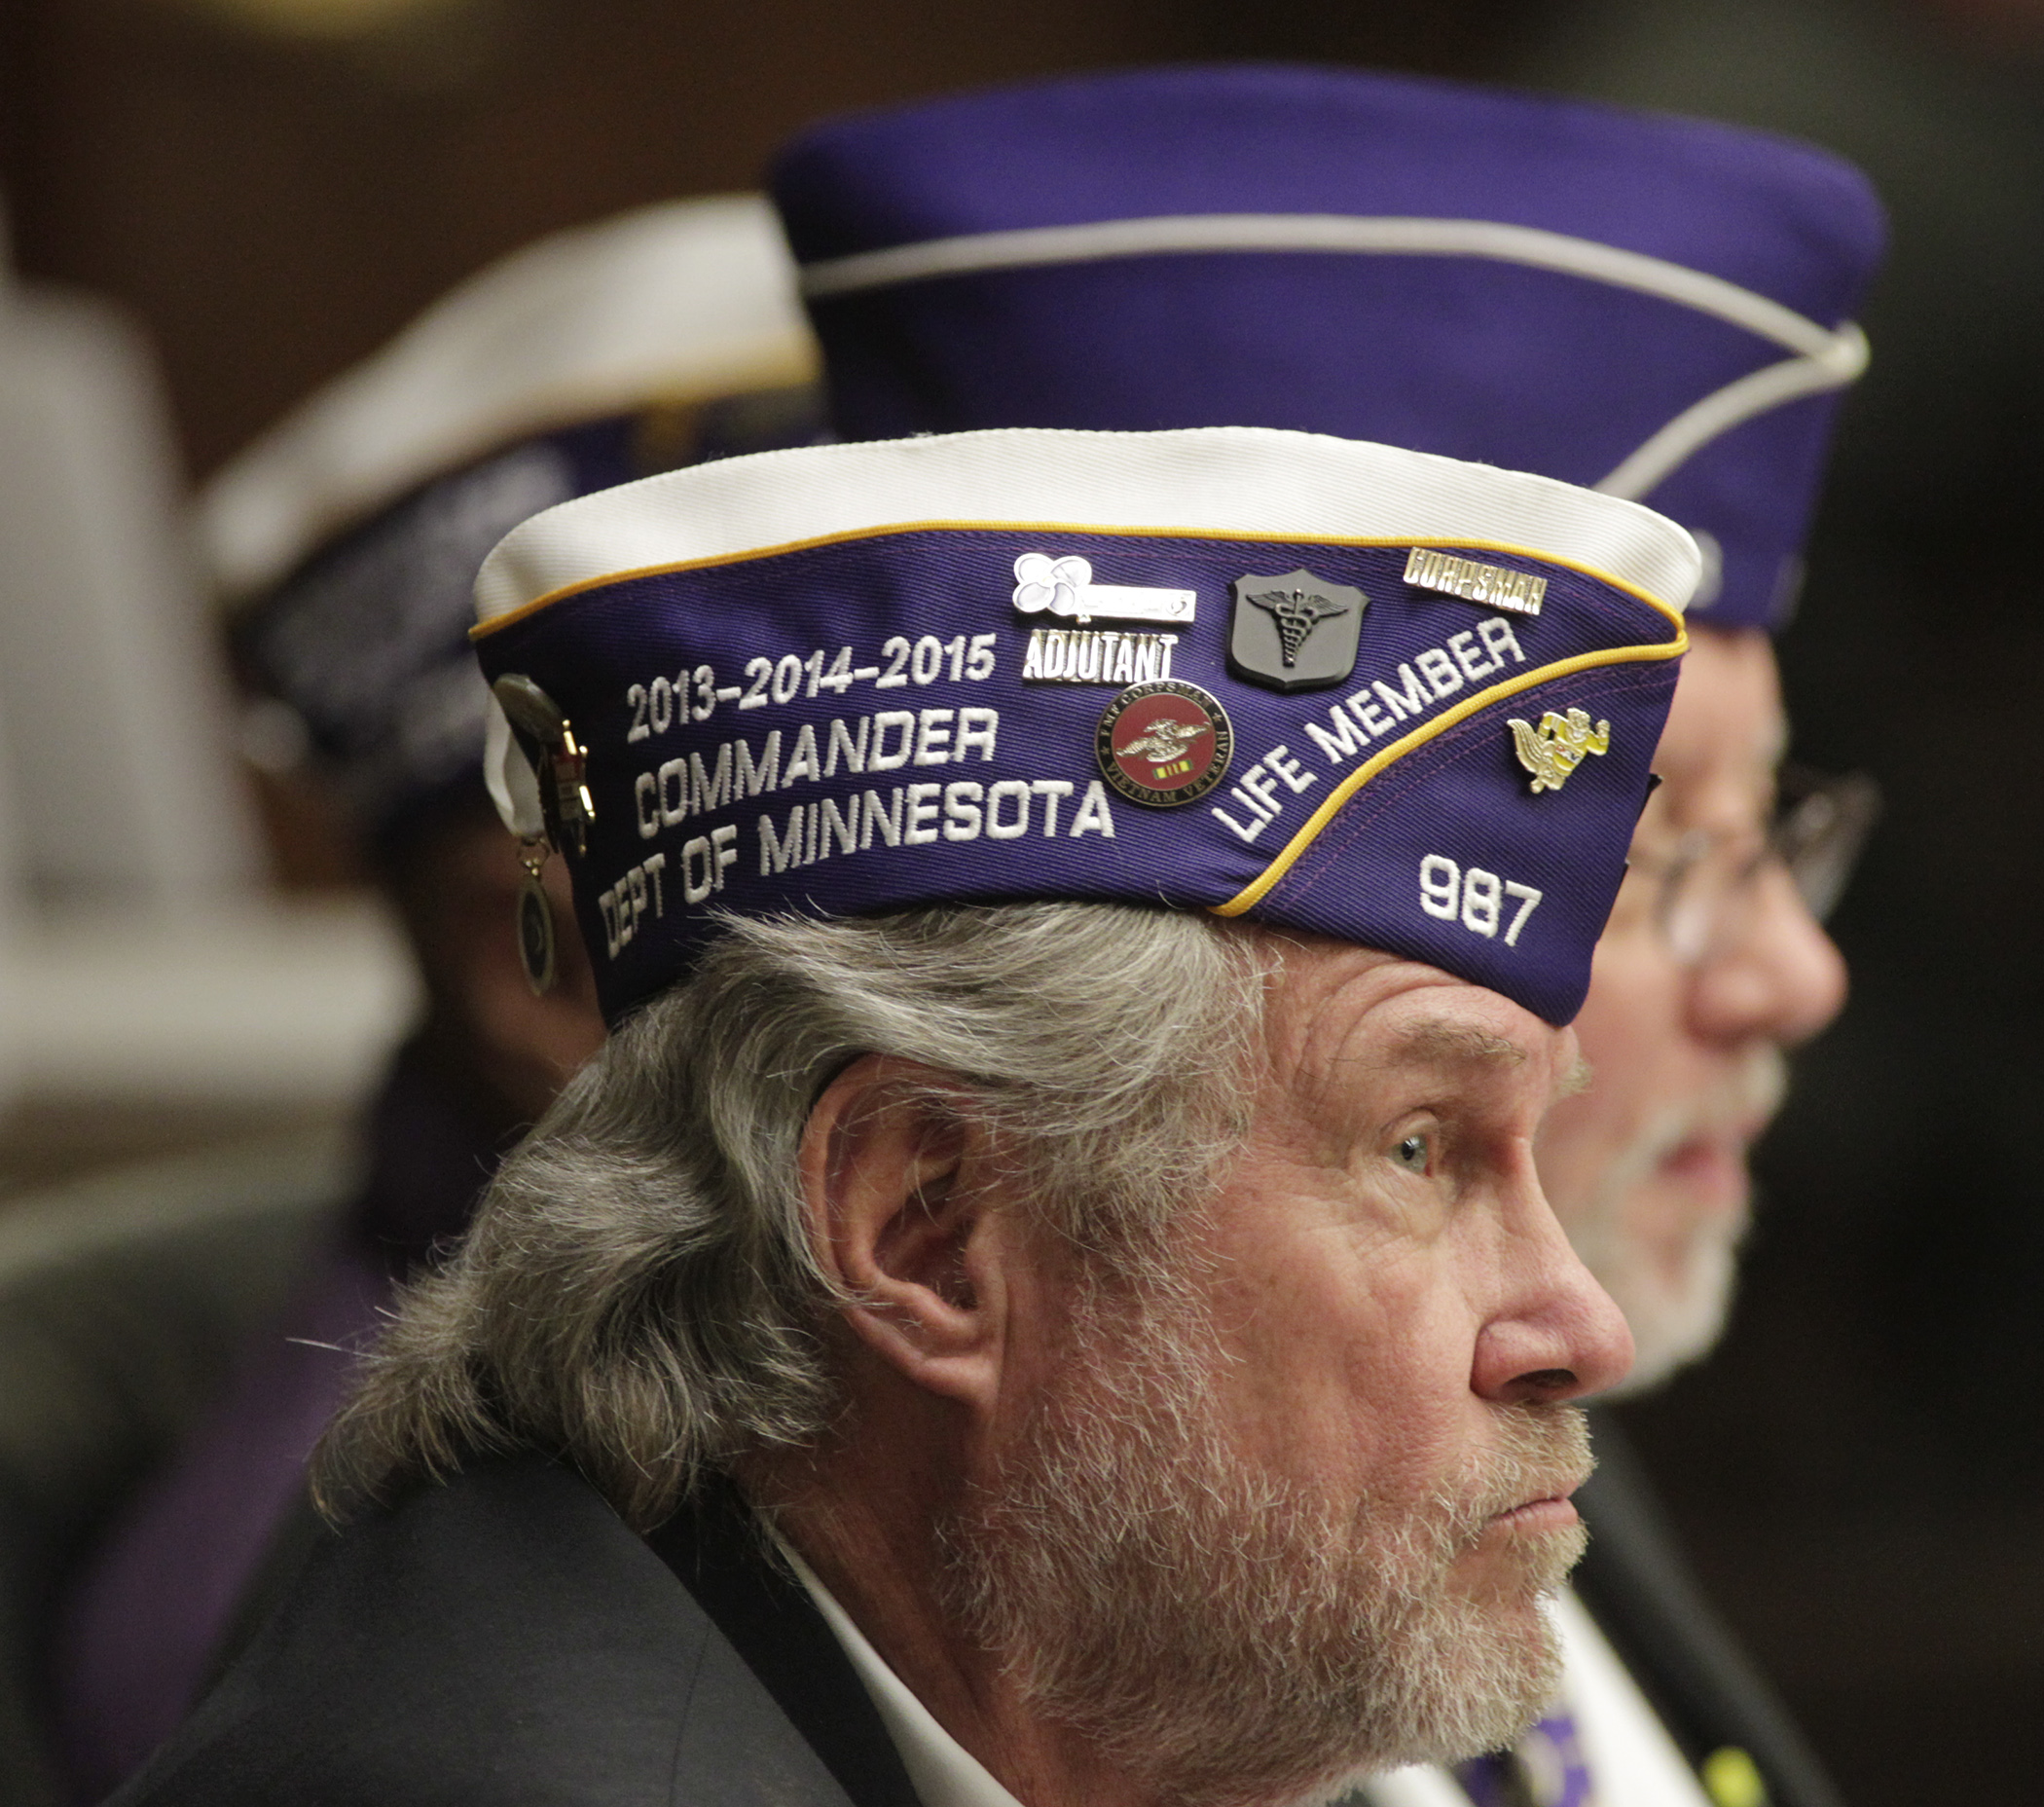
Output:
[{"xmin": 798, "ymin": 1054, "xmax": 1023, "ymax": 1413}]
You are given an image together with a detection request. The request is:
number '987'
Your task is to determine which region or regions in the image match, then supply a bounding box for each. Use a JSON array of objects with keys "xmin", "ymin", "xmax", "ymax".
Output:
[{"xmin": 1419, "ymin": 855, "xmax": 1543, "ymax": 947}]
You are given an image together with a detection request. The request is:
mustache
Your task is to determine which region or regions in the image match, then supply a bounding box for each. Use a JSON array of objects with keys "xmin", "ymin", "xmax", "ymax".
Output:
[
  {"xmin": 1684, "ymin": 1044, "xmax": 1789, "ymax": 1143},
  {"xmin": 1620, "ymin": 1044, "xmax": 1790, "ymax": 1178},
  {"xmin": 1434, "ymin": 1403, "xmax": 1594, "ymax": 1552}
]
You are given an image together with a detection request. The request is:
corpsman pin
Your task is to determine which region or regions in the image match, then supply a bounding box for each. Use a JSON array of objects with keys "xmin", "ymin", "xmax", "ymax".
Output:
[{"xmin": 1228, "ymin": 570, "xmax": 1367, "ymax": 691}]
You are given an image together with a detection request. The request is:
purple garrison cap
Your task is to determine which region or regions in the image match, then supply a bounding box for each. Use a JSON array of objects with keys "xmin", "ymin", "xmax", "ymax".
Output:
[
  {"xmin": 771, "ymin": 64, "xmax": 1885, "ymax": 631},
  {"xmin": 471, "ymin": 426, "xmax": 1697, "ymax": 1027}
]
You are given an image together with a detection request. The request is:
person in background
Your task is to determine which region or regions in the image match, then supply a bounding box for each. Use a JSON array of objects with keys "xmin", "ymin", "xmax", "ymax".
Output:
[
  {"xmin": 113, "ymin": 420, "xmax": 1696, "ymax": 1807},
  {"xmin": 45, "ymin": 194, "xmax": 822, "ymax": 1805},
  {"xmin": 770, "ymin": 63, "xmax": 1881, "ymax": 1807}
]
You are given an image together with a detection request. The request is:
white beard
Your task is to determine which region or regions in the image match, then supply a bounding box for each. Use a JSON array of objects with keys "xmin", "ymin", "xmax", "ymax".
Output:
[
  {"xmin": 939, "ymin": 1284, "xmax": 1592, "ymax": 1807},
  {"xmin": 1570, "ymin": 1047, "xmax": 1786, "ymax": 1398}
]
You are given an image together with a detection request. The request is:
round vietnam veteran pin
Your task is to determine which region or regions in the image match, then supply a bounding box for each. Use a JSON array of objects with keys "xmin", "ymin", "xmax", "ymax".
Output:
[{"xmin": 1096, "ymin": 680, "xmax": 1233, "ymax": 807}]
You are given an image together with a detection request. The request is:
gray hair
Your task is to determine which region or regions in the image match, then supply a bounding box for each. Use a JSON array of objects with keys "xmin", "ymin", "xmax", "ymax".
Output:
[{"xmin": 315, "ymin": 903, "xmax": 1270, "ymax": 1529}]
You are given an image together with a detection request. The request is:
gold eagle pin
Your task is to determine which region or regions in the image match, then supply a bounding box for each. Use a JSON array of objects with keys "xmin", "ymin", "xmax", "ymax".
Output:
[{"xmin": 1510, "ymin": 708, "xmax": 1611, "ymax": 794}]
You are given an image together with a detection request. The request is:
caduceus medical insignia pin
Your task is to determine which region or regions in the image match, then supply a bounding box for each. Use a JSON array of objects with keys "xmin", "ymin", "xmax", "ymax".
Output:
[
  {"xmin": 1227, "ymin": 569, "xmax": 1367, "ymax": 692},
  {"xmin": 1509, "ymin": 707, "xmax": 1612, "ymax": 794}
]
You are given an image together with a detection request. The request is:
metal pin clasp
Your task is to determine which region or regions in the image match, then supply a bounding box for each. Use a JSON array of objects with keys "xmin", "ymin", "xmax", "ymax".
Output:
[{"xmin": 493, "ymin": 673, "xmax": 595, "ymax": 857}]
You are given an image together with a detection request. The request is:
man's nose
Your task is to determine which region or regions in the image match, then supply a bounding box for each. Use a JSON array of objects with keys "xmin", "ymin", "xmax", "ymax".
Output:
[
  {"xmin": 1692, "ymin": 863, "xmax": 1847, "ymax": 1049},
  {"xmin": 1473, "ymin": 1186, "xmax": 1635, "ymax": 1405}
]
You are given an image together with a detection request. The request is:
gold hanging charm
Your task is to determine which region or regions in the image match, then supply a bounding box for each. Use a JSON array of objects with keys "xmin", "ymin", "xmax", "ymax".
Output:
[
  {"xmin": 515, "ymin": 838, "xmax": 558, "ymax": 996},
  {"xmin": 493, "ymin": 674, "xmax": 593, "ymax": 995}
]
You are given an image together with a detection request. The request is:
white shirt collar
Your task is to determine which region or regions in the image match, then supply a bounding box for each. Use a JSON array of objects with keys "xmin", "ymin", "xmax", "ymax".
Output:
[{"xmin": 773, "ymin": 1534, "xmax": 1028, "ymax": 1807}]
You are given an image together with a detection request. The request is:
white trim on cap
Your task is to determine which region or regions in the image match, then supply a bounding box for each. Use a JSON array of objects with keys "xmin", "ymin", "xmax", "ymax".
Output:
[
  {"xmin": 1592, "ymin": 323, "xmax": 1867, "ymax": 500},
  {"xmin": 801, "ymin": 214, "xmax": 1824, "ymax": 352},
  {"xmin": 797, "ymin": 212, "xmax": 1866, "ymax": 508},
  {"xmin": 201, "ymin": 196, "xmax": 818, "ymax": 602},
  {"xmin": 472, "ymin": 424, "xmax": 1699, "ymax": 627}
]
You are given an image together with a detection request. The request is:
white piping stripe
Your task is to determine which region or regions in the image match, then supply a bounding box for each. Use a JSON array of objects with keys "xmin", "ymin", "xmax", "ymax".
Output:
[
  {"xmin": 799, "ymin": 213, "xmax": 1843, "ymax": 356},
  {"xmin": 1594, "ymin": 323, "xmax": 1869, "ymax": 499},
  {"xmin": 801, "ymin": 211, "xmax": 1867, "ymax": 507}
]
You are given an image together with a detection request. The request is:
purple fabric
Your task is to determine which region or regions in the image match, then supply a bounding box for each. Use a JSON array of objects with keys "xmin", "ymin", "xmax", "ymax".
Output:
[
  {"xmin": 1455, "ymin": 1707, "xmax": 1596, "ymax": 1806},
  {"xmin": 474, "ymin": 522, "xmax": 1679, "ymax": 1029},
  {"xmin": 53, "ymin": 1245, "xmax": 386, "ymax": 1804},
  {"xmin": 51, "ymin": 1051, "xmax": 503, "ymax": 1804},
  {"xmin": 772, "ymin": 63, "xmax": 1886, "ymax": 630},
  {"xmin": 348, "ymin": 1048, "xmax": 509, "ymax": 1263}
]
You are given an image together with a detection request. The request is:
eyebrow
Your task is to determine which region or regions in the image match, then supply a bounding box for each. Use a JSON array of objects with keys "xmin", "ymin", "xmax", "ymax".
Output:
[
  {"xmin": 1388, "ymin": 1018, "xmax": 1585, "ymax": 1111},
  {"xmin": 1393, "ymin": 1019, "xmax": 1528, "ymax": 1069}
]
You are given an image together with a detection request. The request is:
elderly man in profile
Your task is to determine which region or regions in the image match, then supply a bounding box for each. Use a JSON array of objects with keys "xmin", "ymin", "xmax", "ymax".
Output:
[{"xmin": 112, "ymin": 421, "xmax": 1696, "ymax": 1807}]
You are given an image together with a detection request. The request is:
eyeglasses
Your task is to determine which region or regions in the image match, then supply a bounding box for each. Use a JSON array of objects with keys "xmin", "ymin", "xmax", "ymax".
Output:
[{"xmin": 1624, "ymin": 764, "xmax": 1881, "ymax": 967}]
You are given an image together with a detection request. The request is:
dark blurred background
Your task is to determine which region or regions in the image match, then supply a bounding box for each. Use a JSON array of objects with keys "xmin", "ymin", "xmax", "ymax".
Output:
[{"xmin": 4, "ymin": 0, "xmax": 2040, "ymax": 1800}]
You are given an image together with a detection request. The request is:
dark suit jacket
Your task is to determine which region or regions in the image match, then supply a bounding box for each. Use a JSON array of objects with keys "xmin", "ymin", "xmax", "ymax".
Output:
[
  {"xmin": 1575, "ymin": 1412, "xmax": 1842, "ymax": 1807},
  {"xmin": 0, "ymin": 1132, "xmax": 348, "ymax": 1807},
  {"xmin": 106, "ymin": 1455, "xmax": 925, "ymax": 1807},
  {"xmin": 109, "ymin": 1418, "xmax": 1845, "ymax": 1807}
]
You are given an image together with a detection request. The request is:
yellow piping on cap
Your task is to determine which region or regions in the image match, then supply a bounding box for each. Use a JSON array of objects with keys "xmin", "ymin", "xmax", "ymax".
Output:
[{"xmin": 1210, "ymin": 629, "xmax": 1688, "ymax": 918}]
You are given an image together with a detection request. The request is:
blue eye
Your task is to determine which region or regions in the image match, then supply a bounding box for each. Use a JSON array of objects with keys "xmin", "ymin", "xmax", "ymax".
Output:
[{"xmin": 1394, "ymin": 1132, "xmax": 1431, "ymax": 1175}]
